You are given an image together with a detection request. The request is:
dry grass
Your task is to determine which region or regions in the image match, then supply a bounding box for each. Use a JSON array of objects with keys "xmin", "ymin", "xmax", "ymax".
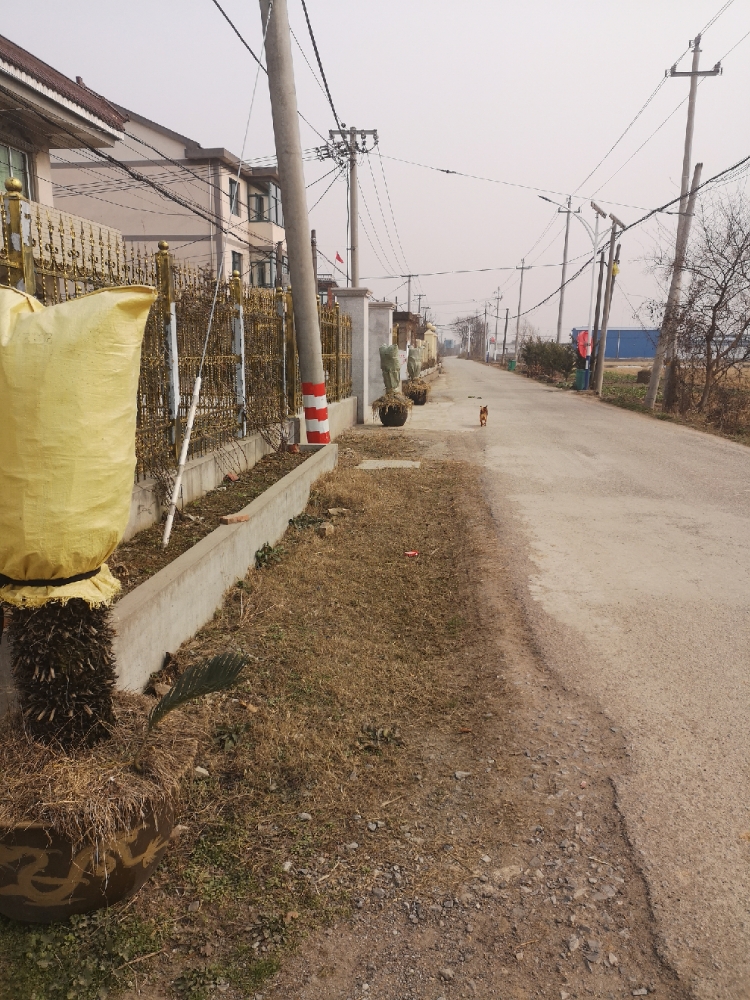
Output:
[
  {"xmin": 0, "ymin": 431, "xmax": 488, "ymax": 999},
  {"xmin": 0, "ymin": 692, "xmax": 200, "ymax": 847},
  {"xmin": 113, "ymin": 452, "xmax": 309, "ymax": 597}
]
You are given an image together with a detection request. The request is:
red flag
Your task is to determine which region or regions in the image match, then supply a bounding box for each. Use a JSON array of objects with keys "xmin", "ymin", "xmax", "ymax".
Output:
[{"xmin": 335, "ymin": 252, "xmax": 344, "ymax": 264}]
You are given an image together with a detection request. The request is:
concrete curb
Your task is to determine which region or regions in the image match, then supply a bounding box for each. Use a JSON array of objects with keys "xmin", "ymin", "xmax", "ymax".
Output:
[{"xmin": 112, "ymin": 443, "xmax": 338, "ymax": 692}]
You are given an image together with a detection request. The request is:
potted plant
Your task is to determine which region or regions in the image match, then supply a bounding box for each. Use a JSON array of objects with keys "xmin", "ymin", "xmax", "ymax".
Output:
[
  {"xmin": 0, "ymin": 286, "xmax": 248, "ymax": 923},
  {"xmin": 402, "ymin": 346, "xmax": 430, "ymax": 406},
  {"xmin": 372, "ymin": 343, "xmax": 413, "ymax": 426}
]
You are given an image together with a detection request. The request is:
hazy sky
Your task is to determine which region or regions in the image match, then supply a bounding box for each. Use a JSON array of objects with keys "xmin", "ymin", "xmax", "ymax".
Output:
[{"xmin": 11, "ymin": 0, "xmax": 750, "ymax": 338}]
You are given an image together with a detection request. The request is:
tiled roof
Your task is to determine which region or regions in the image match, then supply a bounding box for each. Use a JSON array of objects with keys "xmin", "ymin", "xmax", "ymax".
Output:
[{"xmin": 0, "ymin": 34, "xmax": 127, "ymax": 131}]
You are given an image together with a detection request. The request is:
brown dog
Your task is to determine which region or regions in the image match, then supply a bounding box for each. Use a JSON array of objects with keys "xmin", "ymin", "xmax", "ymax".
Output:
[{"xmin": 479, "ymin": 405, "xmax": 488, "ymax": 427}]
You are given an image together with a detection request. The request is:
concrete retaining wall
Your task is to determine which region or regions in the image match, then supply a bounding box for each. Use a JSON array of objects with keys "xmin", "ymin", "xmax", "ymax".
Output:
[
  {"xmin": 0, "ymin": 443, "xmax": 339, "ymax": 712},
  {"xmin": 125, "ymin": 396, "xmax": 356, "ymax": 539},
  {"xmin": 112, "ymin": 443, "xmax": 338, "ymax": 692}
]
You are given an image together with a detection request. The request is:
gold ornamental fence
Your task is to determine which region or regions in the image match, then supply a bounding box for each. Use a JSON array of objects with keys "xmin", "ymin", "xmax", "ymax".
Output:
[{"xmin": 0, "ymin": 180, "xmax": 352, "ymax": 483}]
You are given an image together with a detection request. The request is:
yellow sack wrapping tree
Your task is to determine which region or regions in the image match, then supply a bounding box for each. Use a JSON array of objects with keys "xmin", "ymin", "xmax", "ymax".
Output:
[{"xmin": 0, "ymin": 286, "xmax": 156, "ymax": 608}]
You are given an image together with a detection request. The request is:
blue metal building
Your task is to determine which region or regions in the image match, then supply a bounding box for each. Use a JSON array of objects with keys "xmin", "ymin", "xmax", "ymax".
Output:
[{"xmin": 571, "ymin": 327, "xmax": 659, "ymax": 360}]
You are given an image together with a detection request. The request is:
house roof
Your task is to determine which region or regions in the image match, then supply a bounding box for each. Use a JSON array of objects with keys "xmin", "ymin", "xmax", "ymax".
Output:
[{"xmin": 0, "ymin": 34, "xmax": 127, "ymax": 131}]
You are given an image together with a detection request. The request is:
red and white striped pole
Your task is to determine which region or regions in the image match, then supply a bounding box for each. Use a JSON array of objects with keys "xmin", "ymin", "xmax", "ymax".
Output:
[
  {"xmin": 261, "ymin": 0, "xmax": 330, "ymax": 445},
  {"xmin": 302, "ymin": 381, "xmax": 330, "ymax": 444}
]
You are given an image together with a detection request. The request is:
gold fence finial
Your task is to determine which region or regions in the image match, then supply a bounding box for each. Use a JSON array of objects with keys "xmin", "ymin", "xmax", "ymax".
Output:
[{"xmin": 4, "ymin": 177, "xmax": 22, "ymax": 195}]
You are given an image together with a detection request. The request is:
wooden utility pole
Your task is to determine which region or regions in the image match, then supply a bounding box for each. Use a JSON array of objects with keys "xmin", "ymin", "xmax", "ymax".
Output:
[
  {"xmin": 645, "ymin": 35, "xmax": 721, "ymax": 410},
  {"xmin": 513, "ymin": 259, "xmax": 526, "ymax": 362},
  {"xmin": 261, "ymin": 0, "xmax": 329, "ymax": 441}
]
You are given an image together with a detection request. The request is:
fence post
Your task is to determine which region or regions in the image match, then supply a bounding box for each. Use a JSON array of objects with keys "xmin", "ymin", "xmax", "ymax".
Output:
[
  {"xmin": 155, "ymin": 241, "xmax": 181, "ymax": 458},
  {"xmin": 335, "ymin": 301, "xmax": 342, "ymax": 401},
  {"xmin": 2, "ymin": 178, "xmax": 36, "ymax": 293},
  {"xmin": 231, "ymin": 270, "xmax": 247, "ymax": 437}
]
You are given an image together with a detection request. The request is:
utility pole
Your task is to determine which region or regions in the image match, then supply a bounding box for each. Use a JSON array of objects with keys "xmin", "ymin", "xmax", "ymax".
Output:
[
  {"xmin": 593, "ymin": 214, "xmax": 625, "ymax": 395},
  {"xmin": 493, "ymin": 288, "xmax": 501, "ymax": 361},
  {"xmin": 584, "ymin": 202, "xmax": 607, "ymax": 386},
  {"xmin": 556, "ymin": 195, "xmax": 578, "ymax": 343},
  {"xmin": 587, "ymin": 251, "xmax": 606, "ymax": 389},
  {"xmin": 645, "ymin": 34, "xmax": 720, "ymax": 410},
  {"xmin": 416, "ymin": 292, "xmax": 425, "ymax": 317},
  {"xmin": 311, "ymin": 228, "xmax": 318, "ymax": 293},
  {"xmin": 407, "ymin": 274, "xmax": 413, "ymax": 314},
  {"xmin": 261, "ymin": 0, "xmax": 329, "ymax": 442},
  {"xmin": 501, "ymin": 307, "xmax": 509, "ymax": 362},
  {"xmin": 483, "ymin": 302, "xmax": 489, "ymax": 362},
  {"xmin": 513, "ymin": 259, "xmax": 527, "ymax": 363},
  {"xmin": 649, "ymin": 162, "xmax": 704, "ymax": 410},
  {"xmin": 326, "ymin": 126, "xmax": 378, "ymax": 287}
]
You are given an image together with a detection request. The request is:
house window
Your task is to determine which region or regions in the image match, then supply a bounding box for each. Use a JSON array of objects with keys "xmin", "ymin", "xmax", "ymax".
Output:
[
  {"xmin": 229, "ymin": 177, "xmax": 240, "ymax": 216},
  {"xmin": 248, "ymin": 188, "xmax": 265, "ymax": 222},
  {"xmin": 268, "ymin": 182, "xmax": 283, "ymax": 226},
  {"xmin": 0, "ymin": 144, "xmax": 30, "ymax": 197},
  {"xmin": 231, "ymin": 251, "xmax": 243, "ymax": 277},
  {"xmin": 254, "ymin": 262, "xmax": 267, "ymax": 287}
]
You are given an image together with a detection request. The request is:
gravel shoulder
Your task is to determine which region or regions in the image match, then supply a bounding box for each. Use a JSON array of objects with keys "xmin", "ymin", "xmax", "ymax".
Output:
[{"xmin": 266, "ymin": 427, "xmax": 685, "ymax": 1000}]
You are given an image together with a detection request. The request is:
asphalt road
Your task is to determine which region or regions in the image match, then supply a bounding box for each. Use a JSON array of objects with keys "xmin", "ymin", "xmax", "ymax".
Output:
[{"xmin": 410, "ymin": 358, "xmax": 750, "ymax": 1000}]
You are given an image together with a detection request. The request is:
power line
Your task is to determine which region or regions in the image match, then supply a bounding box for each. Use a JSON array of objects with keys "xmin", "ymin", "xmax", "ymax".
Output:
[
  {"xmin": 357, "ymin": 178, "xmax": 400, "ymax": 275},
  {"xmin": 299, "ymin": 0, "xmax": 342, "ymax": 128},
  {"xmin": 378, "ymin": 152, "xmax": 650, "ymax": 211},
  {"xmin": 209, "ymin": 0, "xmax": 266, "ymax": 68},
  {"xmin": 376, "ymin": 147, "xmax": 412, "ymax": 273},
  {"xmin": 207, "ymin": 0, "xmax": 327, "ymax": 141},
  {"xmin": 308, "ymin": 163, "xmax": 346, "ymax": 213}
]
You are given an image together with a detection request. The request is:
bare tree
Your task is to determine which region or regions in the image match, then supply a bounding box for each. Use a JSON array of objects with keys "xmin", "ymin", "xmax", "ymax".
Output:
[{"xmin": 673, "ymin": 193, "xmax": 750, "ymax": 412}]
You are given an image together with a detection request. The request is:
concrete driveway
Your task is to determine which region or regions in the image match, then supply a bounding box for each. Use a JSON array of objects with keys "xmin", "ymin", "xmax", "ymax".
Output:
[{"xmin": 410, "ymin": 358, "xmax": 750, "ymax": 1000}]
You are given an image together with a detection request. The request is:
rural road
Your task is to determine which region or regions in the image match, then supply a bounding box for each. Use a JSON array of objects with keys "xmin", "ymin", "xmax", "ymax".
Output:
[{"xmin": 410, "ymin": 358, "xmax": 750, "ymax": 1000}]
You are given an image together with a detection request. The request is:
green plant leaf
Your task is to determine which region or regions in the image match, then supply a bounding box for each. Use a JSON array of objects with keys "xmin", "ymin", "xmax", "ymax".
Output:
[{"xmin": 148, "ymin": 653, "xmax": 249, "ymax": 731}]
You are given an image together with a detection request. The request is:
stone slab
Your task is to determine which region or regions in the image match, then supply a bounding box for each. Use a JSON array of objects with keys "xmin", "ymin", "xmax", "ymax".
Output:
[{"xmin": 357, "ymin": 460, "xmax": 421, "ymax": 470}]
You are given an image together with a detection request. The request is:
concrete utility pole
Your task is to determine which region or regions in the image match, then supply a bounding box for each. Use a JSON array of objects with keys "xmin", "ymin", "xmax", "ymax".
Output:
[
  {"xmin": 513, "ymin": 259, "xmax": 527, "ymax": 362},
  {"xmin": 645, "ymin": 35, "xmax": 721, "ymax": 410},
  {"xmin": 311, "ymin": 228, "xmax": 318, "ymax": 290},
  {"xmin": 327, "ymin": 126, "xmax": 378, "ymax": 287},
  {"xmin": 593, "ymin": 215, "xmax": 625, "ymax": 395},
  {"xmin": 556, "ymin": 195, "xmax": 576, "ymax": 343},
  {"xmin": 649, "ymin": 162, "xmax": 704, "ymax": 410},
  {"xmin": 501, "ymin": 306, "xmax": 509, "ymax": 362},
  {"xmin": 407, "ymin": 274, "xmax": 413, "ymax": 313},
  {"xmin": 493, "ymin": 288, "xmax": 501, "ymax": 361},
  {"xmin": 261, "ymin": 0, "xmax": 329, "ymax": 441},
  {"xmin": 588, "ymin": 251, "xmax": 606, "ymax": 388},
  {"xmin": 416, "ymin": 292, "xmax": 425, "ymax": 317}
]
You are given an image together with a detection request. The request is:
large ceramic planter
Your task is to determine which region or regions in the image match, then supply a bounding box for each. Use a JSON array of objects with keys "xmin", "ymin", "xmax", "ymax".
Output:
[
  {"xmin": 379, "ymin": 407, "xmax": 409, "ymax": 427},
  {"xmin": 0, "ymin": 802, "xmax": 173, "ymax": 923}
]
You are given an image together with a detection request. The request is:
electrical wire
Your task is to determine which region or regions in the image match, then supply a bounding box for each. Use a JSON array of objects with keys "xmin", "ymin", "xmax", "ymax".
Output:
[
  {"xmin": 209, "ymin": 0, "xmax": 266, "ymax": 68},
  {"xmin": 207, "ymin": 0, "xmax": 327, "ymax": 141},
  {"xmin": 377, "ymin": 151, "xmax": 649, "ymax": 212},
  {"xmin": 308, "ymin": 163, "xmax": 346, "ymax": 213},
  {"xmin": 376, "ymin": 147, "xmax": 412, "ymax": 273},
  {"xmin": 357, "ymin": 178, "xmax": 401, "ymax": 276},
  {"xmin": 299, "ymin": 0, "xmax": 342, "ymax": 128}
]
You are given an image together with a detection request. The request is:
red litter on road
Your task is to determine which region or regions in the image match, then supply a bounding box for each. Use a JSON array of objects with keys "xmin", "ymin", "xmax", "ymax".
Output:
[{"xmin": 405, "ymin": 550, "xmax": 419, "ymax": 558}]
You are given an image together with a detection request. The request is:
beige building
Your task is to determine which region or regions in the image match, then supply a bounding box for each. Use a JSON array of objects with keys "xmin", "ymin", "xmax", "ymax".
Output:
[
  {"xmin": 0, "ymin": 33, "xmax": 125, "ymax": 207},
  {"xmin": 50, "ymin": 105, "xmax": 287, "ymax": 286}
]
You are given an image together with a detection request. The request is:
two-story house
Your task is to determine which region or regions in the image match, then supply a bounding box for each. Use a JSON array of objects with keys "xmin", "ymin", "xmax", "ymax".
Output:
[
  {"xmin": 50, "ymin": 104, "xmax": 287, "ymax": 286},
  {"xmin": 0, "ymin": 33, "xmax": 127, "ymax": 204}
]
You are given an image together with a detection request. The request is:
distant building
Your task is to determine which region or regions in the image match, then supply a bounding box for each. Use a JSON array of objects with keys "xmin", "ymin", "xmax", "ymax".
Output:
[
  {"xmin": 317, "ymin": 272, "xmax": 338, "ymax": 306},
  {"xmin": 393, "ymin": 310, "xmax": 420, "ymax": 350},
  {"xmin": 572, "ymin": 327, "xmax": 659, "ymax": 360}
]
